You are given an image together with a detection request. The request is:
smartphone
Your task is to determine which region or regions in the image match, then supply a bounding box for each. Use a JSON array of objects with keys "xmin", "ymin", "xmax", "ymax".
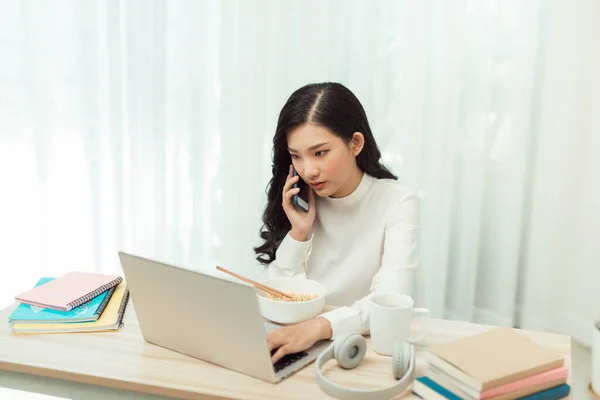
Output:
[{"xmin": 292, "ymin": 167, "xmax": 310, "ymax": 212}]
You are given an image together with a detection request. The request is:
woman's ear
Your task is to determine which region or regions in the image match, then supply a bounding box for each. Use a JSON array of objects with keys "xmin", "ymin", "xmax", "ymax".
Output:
[{"xmin": 350, "ymin": 132, "xmax": 365, "ymax": 156}]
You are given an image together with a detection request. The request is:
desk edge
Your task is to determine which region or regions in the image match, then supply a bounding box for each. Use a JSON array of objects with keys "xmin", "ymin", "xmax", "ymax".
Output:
[{"xmin": 0, "ymin": 360, "xmax": 229, "ymax": 400}]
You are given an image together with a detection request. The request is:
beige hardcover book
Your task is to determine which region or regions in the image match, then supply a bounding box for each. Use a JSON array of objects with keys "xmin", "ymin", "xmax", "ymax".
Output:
[{"xmin": 427, "ymin": 327, "xmax": 565, "ymax": 391}]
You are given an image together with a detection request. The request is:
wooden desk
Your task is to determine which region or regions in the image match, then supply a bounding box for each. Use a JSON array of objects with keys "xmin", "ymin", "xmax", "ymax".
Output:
[{"xmin": 0, "ymin": 304, "xmax": 572, "ymax": 400}]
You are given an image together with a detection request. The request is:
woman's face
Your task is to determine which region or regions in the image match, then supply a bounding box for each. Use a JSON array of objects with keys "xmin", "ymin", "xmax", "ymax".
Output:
[{"xmin": 286, "ymin": 123, "xmax": 363, "ymax": 198}]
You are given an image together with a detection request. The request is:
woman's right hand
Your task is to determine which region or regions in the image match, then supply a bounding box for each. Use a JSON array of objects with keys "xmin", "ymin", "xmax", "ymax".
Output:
[{"xmin": 282, "ymin": 164, "xmax": 316, "ymax": 241}]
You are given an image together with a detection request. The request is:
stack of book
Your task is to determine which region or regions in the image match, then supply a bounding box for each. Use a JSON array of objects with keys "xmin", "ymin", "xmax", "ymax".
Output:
[
  {"xmin": 8, "ymin": 271, "xmax": 129, "ymax": 334},
  {"xmin": 413, "ymin": 327, "xmax": 571, "ymax": 400}
]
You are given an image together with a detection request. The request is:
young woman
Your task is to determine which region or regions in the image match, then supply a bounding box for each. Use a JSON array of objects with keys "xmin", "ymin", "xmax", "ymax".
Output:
[{"xmin": 254, "ymin": 82, "xmax": 419, "ymax": 364}]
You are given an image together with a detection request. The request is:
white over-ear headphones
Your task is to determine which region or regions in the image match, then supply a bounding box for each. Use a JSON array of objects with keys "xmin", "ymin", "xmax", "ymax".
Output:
[{"xmin": 315, "ymin": 333, "xmax": 415, "ymax": 400}]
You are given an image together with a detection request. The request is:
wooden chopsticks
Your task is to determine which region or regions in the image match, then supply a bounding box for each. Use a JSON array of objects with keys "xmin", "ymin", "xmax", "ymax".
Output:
[{"xmin": 216, "ymin": 265, "xmax": 294, "ymax": 300}]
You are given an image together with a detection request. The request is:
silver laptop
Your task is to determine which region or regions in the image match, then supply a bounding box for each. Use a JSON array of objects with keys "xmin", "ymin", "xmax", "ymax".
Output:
[{"xmin": 117, "ymin": 251, "xmax": 330, "ymax": 383}]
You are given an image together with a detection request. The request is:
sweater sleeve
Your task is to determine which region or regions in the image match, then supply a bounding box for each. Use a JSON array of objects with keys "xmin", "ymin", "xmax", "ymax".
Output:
[
  {"xmin": 265, "ymin": 232, "xmax": 313, "ymax": 279},
  {"xmin": 318, "ymin": 191, "xmax": 419, "ymax": 339}
]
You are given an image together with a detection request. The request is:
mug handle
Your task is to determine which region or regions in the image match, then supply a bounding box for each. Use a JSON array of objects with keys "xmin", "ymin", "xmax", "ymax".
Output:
[{"xmin": 408, "ymin": 307, "xmax": 430, "ymax": 343}]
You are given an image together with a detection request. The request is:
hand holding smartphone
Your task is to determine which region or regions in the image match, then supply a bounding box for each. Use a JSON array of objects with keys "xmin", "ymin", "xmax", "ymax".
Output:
[
  {"xmin": 292, "ymin": 167, "xmax": 309, "ymax": 212},
  {"xmin": 282, "ymin": 165, "xmax": 316, "ymax": 241}
]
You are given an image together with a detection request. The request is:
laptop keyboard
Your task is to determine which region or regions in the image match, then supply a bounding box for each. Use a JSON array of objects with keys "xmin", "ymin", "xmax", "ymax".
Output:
[{"xmin": 271, "ymin": 349, "xmax": 309, "ymax": 373}]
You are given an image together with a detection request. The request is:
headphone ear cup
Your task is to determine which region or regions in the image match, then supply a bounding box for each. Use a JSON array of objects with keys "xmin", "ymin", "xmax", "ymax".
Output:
[
  {"xmin": 334, "ymin": 334, "xmax": 366, "ymax": 370},
  {"xmin": 333, "ymin": 334, "xmax": 353, "ymax": 360},
  {"xmin": 392, "ymin": 341, "xmax": 411, "ymax": 380}
]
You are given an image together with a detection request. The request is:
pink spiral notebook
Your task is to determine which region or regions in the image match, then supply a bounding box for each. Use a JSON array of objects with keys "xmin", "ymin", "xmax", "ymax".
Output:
[{"xmin": 15, "ymin": 271, "xmax": 123, "ymax": 312}]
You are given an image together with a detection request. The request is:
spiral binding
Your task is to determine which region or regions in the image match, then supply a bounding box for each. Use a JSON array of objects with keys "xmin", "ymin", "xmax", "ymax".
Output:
[
  {"xmin": 116, "ymin": 290, "xmax": 130, "ymax": 326},
  {"xmin": 93, "ymin": 285, "xmax": 118, "ymax": 316},
  {"xmin": 65, "ymin": 277, "xmax": 123, "ymax": 312}
]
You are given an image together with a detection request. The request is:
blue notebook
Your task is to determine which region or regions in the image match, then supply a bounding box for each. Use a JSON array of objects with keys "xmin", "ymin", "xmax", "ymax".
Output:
[
  {"xmin": 521, "ymin": 383, "xmax": 570, "ymax": 400},
  {"xmin": 413, "ymin": 376, "xmax": 462, "ymax": 399},
  {"xmin": 8, "ymin": 277, "xmax": 115, "ymax": 324}
]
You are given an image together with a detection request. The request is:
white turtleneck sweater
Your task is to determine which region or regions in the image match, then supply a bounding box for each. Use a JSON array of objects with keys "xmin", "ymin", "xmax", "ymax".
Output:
[{"xmin": 265, "ymin": 172, "xmax": 420, "ymax": 340}]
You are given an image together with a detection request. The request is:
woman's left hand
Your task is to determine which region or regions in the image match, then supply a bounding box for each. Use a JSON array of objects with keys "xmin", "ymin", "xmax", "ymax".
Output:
[{"xmin": 267, "ymin": 317, "xmax": 332, "ymax": 364}]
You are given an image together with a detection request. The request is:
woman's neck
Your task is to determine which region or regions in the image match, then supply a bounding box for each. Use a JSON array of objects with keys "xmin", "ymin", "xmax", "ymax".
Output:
[{"xmin": 330, "ymin": 167, "xmax": 364, "ymax": 198}]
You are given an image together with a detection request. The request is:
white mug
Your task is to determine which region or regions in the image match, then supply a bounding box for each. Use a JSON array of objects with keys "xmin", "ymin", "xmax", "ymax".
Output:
[{"xmin": 369, "ymin": 292, "xmax": 430, "ymax": 355}]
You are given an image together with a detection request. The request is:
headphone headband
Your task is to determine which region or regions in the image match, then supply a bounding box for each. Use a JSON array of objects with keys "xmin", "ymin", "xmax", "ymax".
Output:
[{"xmin": 314, "ymin": 334, "xmax": 415, "ymax": 400}]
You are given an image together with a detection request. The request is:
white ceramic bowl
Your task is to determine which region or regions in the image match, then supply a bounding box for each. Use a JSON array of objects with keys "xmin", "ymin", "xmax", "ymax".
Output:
[{"xmin": 257, "ymin": 278, "xmax": 327, "ymax": 324}]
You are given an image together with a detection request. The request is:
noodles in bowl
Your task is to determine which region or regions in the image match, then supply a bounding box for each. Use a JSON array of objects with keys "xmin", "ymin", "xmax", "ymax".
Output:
[
  {"xmin": 257, "ymin": 278, "xmax": 327, "ymax": 324},
  {"xmin": 263, "ymin": 292, "xmax": 320, "ymax": 302}
]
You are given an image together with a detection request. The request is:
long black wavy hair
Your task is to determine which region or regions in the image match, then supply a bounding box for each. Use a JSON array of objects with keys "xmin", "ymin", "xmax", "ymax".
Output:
[{"xmin": 254, "ymin": 82, "xmax": 397, "ymax": 265}]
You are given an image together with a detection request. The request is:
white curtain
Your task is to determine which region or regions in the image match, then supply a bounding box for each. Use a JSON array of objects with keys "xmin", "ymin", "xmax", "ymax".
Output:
[
  {"xmin": 1, "ymin": 0, "xmax": 598, "ymax": 345},
  {"xmin": 517, "ymin": 0, "xmax": 600, "ymax": 346}
]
